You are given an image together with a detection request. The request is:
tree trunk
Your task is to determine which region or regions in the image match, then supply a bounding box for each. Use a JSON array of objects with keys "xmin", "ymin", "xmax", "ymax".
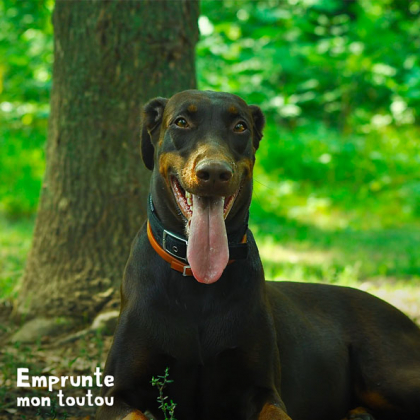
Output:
[{"xmin": 15, "ymin": 0, "xmax": 199, "ymax": 321}]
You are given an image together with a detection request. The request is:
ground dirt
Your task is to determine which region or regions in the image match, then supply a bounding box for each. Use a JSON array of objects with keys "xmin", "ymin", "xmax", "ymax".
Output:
[{"xmin": 0, "ymin": 301, "xmax": 112, "ymax": 420}]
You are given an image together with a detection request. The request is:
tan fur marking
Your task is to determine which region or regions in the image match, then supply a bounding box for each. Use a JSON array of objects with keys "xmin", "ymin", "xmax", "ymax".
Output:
[
  {"xmin": 122, "ymin": 410, "xmax": 149, "ymax": 420},
  {"xmin": 228, "ymin": 105, "xmax": 238, "ymax": 114},
  {"xmin": 361, "ymin": 391, "xmax": 395, "ymax": 411},
  {"xmin": 157, "ymin": 131, "xmax": 165, "ymax": 148},
  {"xmin": 342, "ymin": 406, "xmax": 370, "ymax": 419},
  {"xmin": 187, "ymin": 104, "xmax": 197, "ymax": 112},
  {"xmin": 258, "ymin": 403, "xmax": 291, "ymax": 420},
  {"xmin": 237, "ymin": 157, "xmax": 254, "ymax": 180},
  {"xmin": 159, "ymin": 152, "xmax": 186, "ymax": 184}
]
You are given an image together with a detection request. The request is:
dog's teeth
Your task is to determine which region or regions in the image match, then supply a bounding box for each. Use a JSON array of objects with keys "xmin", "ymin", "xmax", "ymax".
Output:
[{"xmin": 185, "ymin": 191, "xmax": 193, "ymax": 207}]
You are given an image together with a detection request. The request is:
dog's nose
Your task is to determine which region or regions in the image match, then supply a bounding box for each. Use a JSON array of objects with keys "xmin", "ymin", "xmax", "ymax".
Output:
[{"xmin": 196, "ymin": 160, "xmax": 233, "ymax": 185}]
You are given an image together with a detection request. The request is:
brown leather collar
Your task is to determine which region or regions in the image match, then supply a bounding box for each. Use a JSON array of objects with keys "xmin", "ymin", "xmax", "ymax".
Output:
[
  {"xmin": 147, "ymin": 221, "xmax": 193, "ymax": 276},
  {"xmin": 147, "ymin": 221, "xmax": 247, "ymax": 277}
]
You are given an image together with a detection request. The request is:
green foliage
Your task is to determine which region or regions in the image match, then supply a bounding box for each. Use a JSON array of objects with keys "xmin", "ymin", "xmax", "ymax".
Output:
[
  {"xmin": 251, "ymin": 214, "xmax": 420, "ymax": 281},
  {"xmin": 254, "ymin": 123, "xmax": 420, "ymax": 228},
  {"xmin": 0, "ymin": 0, "xmax": 53, "ymax": 216},
  {"xmin": 199, "ymin": 0, "xmax": 420, "ymax": 127},
  {"xmin": 151, "ymin": 368, "xmax": 177, "ymax": 420},
  {"xmin": 197, "ymin": 0, "xmax": 420, "ymax": 227}
]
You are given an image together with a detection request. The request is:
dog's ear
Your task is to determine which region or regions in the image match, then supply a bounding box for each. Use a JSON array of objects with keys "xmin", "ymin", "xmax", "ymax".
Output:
[
  {"xmin": 141, "ymin": 97, "xmax": 168, "ymax": 170},
  {"xmin": 249, "ymin": 105, "xmax": 265, "ymax": 151}
]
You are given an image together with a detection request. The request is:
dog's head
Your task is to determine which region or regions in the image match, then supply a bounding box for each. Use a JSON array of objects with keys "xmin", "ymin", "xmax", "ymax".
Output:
[{"xmin": 141, "ymin": 90, "xmax": 265, "ymax": 283}]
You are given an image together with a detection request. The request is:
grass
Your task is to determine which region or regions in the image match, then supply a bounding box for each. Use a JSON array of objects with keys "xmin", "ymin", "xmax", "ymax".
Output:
[
  {"xmin": 250, "ymin": 160, "xmax": 420, "ymax": 282},
  {"xmin": 251, "ymin": 211, "xmax": 420, "ymax": 281},
  {"xmin": 249, "ymin": 179, "xmax": 420, "ymax": 323},
  {"xmin": 251, "ymin": 219, "xmax": 420, "ymax": 323}
]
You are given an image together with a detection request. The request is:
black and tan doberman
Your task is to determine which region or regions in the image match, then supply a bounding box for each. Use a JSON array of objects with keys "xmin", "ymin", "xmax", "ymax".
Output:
[{"xmin": 96, "ymin": 90, "xmax": 420, "ymax": 420}]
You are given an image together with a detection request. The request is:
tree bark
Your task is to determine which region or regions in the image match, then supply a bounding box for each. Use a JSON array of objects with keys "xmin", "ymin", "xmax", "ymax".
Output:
[{"xmin": 15, "ymin": 0, "xmax": 199, "ymax": 320}]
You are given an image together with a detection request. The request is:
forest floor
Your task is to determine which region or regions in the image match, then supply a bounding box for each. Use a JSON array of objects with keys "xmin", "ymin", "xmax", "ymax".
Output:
[{"xmin": 0, "ymin": 309, "xmax": 112, "ymax": 420}]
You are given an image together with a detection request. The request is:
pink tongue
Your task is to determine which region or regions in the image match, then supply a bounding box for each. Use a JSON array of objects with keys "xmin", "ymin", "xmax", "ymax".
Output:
[{"xmin": 187, "ymin": 195, "xmax": 229, "ymax": 284}]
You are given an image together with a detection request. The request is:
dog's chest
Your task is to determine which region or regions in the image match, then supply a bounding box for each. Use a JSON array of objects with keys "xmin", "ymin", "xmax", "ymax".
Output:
[
  {"xmin": 149, "ymin": 350, "xmax": 260, "ymax": 420},
  {"xmin": 149, "ymin": 304, "xmax": 242, "ymax": 364}
]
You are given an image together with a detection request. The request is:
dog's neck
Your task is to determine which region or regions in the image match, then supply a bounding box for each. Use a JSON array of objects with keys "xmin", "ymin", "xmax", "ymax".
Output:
[{"xmin": 147, "ymin": 194, "xmax": 249, "ymax": 277}]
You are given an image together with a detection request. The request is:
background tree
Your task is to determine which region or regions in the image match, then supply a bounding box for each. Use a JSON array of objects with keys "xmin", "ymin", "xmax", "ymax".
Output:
[{"xmin": 14, "ymin": 0, "xmax": 199, "ymax": 321}]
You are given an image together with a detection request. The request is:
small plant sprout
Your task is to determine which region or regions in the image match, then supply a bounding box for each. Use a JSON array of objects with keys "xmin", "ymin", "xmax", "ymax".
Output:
[{"xmin": 151, "ymin": 367, "xmax": 177, "ymax": 420}]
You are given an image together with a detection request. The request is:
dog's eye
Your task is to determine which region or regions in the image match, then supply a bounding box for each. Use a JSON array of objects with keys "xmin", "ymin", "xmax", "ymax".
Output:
[
  {"xmin": 233, "ymin": 122, "xmax": 247, "ymax": 133},
  {"xmin": 174, "ymin": 118, "xmax": 189, "ymax": 128}
]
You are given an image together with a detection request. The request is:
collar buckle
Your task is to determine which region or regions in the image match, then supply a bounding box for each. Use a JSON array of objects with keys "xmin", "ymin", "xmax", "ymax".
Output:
[{"xmin": 162, "ymin": 229, "xmax": 188, "ymax": 262}]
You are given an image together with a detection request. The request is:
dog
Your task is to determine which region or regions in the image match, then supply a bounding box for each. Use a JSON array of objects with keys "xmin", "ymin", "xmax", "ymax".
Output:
[{"xmin": 96, "ymin": 90, "xmax": 420, "ymax": 420}]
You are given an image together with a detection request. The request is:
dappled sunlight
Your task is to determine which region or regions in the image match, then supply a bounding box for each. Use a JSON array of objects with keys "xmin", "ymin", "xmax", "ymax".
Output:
[
  {"xmin": 256, "ymin": 232, "xmax": 420, "ymax": 322},
  {"xmin": 361, "ymin": 279, "xmax": 420, "ymax": 324},
  {"xmin": 252, "ymin": 168, "xmax": 352, "ymax": 231},
  {"xmin": 258, "ymin": 236, "xmax": 334, "ymax": 265}
]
